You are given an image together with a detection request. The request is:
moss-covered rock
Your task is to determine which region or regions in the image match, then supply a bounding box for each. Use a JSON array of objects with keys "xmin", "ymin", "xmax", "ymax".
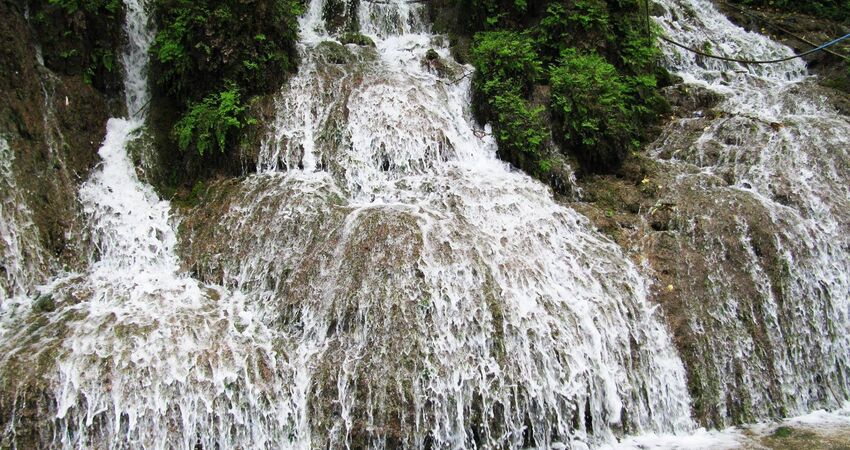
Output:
[
  {"xmin": 339, "ymin": 31, "xmax": 375, "ymax": 47},
  {"xmin": 0, "ymin": 0, "xmax": 109, "ymax": 287},
  {"xmin": 25, "ymin": 0, "xmax": 126, "ymax": 96}
]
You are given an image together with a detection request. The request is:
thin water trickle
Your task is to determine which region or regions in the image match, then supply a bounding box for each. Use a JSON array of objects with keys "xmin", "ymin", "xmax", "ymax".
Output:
[{"xmin": 0, "ymin": 137, "xmax": 45, "ymax": 301}]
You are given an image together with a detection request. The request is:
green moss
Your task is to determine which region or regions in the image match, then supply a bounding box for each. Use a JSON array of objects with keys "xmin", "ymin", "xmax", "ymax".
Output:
[
  {"xmin": 772, "ymin": 426, "xmax": 794, "ymax": 438},
  {"xmin": 339, "ymin": 32, "xmax": 375, "ymax": 47},
  {"xmin": 316, "ymin": 41, "xmax": 356, "ymax": 64},
  {"xmin": 32, "ymin": 294, "xmax": 56, "ymax": 313}
]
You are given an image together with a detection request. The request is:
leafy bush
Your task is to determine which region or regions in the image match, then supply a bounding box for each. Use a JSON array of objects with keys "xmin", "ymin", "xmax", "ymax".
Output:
[
  {"xmin": 172, "ymin": 84, "xmax": 252, "ymax": 157},
  {"xmin": 470, "ymin": 32, "xmax": 548, "ymax": 166},
  {"xmin": 490, "ymin": 89, "xmax": 548, "ymax": 159},
  {"xmin": 149, "ymin": 0, "xmax": 302, "ymax": 185},
  {"xmin": 535, "ymin": 0, "xmax": 611, "ymax": 63},
  {"xmin": 550, "ymin": 49, "xmax": 633, "ymax": 171},
  {"xmin": 471, "ymin": 31, "xmax": 542, "ymax": 97},
  {"xmin": 456, "ymin": 0, "xmax": 670, "ymax": 176}
]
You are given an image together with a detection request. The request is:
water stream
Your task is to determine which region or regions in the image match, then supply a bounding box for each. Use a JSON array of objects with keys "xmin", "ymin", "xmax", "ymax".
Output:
[
  {"xmin": 0, "ymin": 0, "xmax": 848, "ymax": 447},
  {"xmin": 201, "ymin": 0, "xmax": 694, "ymax": 447},
  {"xmin": 651, "ymin": 0, "xmax": 850, "ymax": 424}
]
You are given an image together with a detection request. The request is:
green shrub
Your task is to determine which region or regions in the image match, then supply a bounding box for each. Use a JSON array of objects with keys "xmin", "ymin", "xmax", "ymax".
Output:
[
  {"xmin": 550, "ymin": 49, "xmax": 633, "ymax": 171},
  {"xmin": 471, "ymin": 31, "xmax": 542, "ymax": 98},
  {"xmin": 433, "ymin": 0, "xmax": 672, "ymax": 180},
  {"xmin": 172, "ymin": 84, "xmax": 252, "ymax": 156},
  {"xmin": 535, "ymin": 0, "xmax": 611, "ymax": 64},
  {"xmin": 148, "ymin": 0, "xmax": 303, "ymax": 183},
  {"xmin": 469, "ymin": 31, "xmax": 548, "ymax": 168},
  {"xmin": 490, "ymin": 89, "xmax": 548, "ymax": 158}
]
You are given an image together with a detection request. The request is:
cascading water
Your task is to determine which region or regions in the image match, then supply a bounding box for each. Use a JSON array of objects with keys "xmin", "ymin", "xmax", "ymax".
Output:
[
  {"xmin": 649, "ymin": 0, "xmax": 850, "ymax": 426},
  {"xmin": 189, "ymin": 0, "xmax": 695, "ymax": 447},
  {"xmin": 1, "ymin": 1, "xmax": 293, "ymax": 449},
  {"xmin": 3, "ymin": 0, "xmax": 848, "ymax": 446}
]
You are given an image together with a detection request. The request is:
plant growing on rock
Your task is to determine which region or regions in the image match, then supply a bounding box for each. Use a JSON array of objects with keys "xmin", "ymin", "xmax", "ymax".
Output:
[
  {"xmin": 27, "ymin": 0, "xmax": 125, "ymax": 93},
  {"xmin": 550, "ymin": 49, "xmax": 633, "ymax": 171},
  {"xmin": 147, "ymin": 0, "xmax": 302, "ymax": 188},
  {"xmin": 173, "ymin": 83, "xmax": 252, "ymax": 157},
  {"xmin": 150, "ymin": 0, "xmax": 302, "ymax": 105},
  {"xmin": 439, "ymin": 0, "xmax": 671, "ymax": 179}
]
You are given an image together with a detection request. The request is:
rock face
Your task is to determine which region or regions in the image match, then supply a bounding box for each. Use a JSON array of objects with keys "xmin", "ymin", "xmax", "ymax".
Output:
[{"xmin": 0, "ymin": 0, "xmax": 110, "ymax": 300}]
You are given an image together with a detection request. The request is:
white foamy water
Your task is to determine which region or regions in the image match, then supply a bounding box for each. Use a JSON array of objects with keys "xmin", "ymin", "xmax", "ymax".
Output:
[
  {"xmin": 0, "ymin": 1, "xmax": 298, "ymax": 449},
  {"xmin": 250, "ymin": 0, "xmax": 694, "ymax": 447},
  {"xmin": 650, "ymin": 0, "xmax": 850, "ymax": 425},
  {"xmin": 607, "ymin": 403, "xmax": 850, "ymax": 449},
  {"xmin": 0, "ymin": 137, "xmax": 45, "ymax": 301}
]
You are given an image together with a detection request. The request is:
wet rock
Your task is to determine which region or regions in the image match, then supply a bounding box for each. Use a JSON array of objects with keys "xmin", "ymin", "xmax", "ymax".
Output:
[
  {"xmin": 0, "ymin": 0, "xmax": 109, "ymax": 292},
  {"xmin": 32, "ymin": 294, "xmax": 56, "ymax": 313},
  {"xmin": 340, "ymin": 32, "xmax": 375, "ymax": 47},
  {"xmin": 662, "ymin": 83, "xmax": 724, "ymax": 117},
  {"xmin": 316, "ymin": 40, "xmax": 356, "ymax": 64}
]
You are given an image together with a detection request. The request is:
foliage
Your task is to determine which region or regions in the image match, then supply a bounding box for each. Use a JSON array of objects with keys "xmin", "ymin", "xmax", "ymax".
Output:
[
  {"xmin": 150, "ymin": 0, "xmax": 302, "ymax": 106},
  {"xmin": 535, "ymin": 0, "xmax": 611, "ymax": 63},
  {"xmin": 550, "ymin": 49, "xmax": 633, "ymax": 171},
  {"xmin": 460, "ymin": 0, "xmax": 669, "ymax": 175},
  {"xmin": 46, "ymin": 0, "xmax": 121, "ymax": 14},
  {"xmin": 471, "ymin": 31, "xmax": 542, "ymax": 97},
  {"xmin": 172, "ymin": 84, "xmax": 252, "ymax": 156},
  {"xmin": 470, "ymin": 32, "xmax": 547, "ymax": 164},
  {"xmin": 150, "ymin": 0, "xmax": 301, "ymax": 180},
  {"xmin": 28, "ymin": 0, "xmax": 124, "ymax": 92},
  {"xmin": 490, "ymin": 89, "xmax": 548, "ymax": 159}
]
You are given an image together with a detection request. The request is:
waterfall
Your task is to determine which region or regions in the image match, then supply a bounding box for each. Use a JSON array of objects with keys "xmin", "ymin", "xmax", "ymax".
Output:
[
  {"xmin": 651, "ymin": 0, "xmax": 850, "ymax": 425},
  {"xmin": 2, "ymin": 0, "xmax": 848, "ymax": 446},
  {"xmin": 213, "ymin": 0, "xmax": 695, "ymax": 447},
  {"xmin": 1, "ymin": 1, "xmax": 291, "ymax": 449}
]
